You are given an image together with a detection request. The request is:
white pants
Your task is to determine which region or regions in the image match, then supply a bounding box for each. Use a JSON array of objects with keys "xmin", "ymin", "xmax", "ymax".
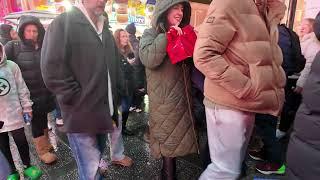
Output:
[{"xmin": 199, "ymin": 105, "xmax": 255, "ymax": 180}]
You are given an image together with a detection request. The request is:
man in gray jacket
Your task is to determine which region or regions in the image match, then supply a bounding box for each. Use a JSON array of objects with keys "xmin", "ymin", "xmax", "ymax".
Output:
[{"xmin": 41, "ymin": 0, "xmax": 133, "ymax": 179}]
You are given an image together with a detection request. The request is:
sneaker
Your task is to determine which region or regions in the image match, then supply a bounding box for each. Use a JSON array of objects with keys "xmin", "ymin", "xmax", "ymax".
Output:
[
  {"xmin": 276, "ymin": 129, "xmax": 286, "ymax": 139},
  {"xmin": 129, "ymin": 107, "xmax": 136, "ymax": 112},
  {"xmin": 56, "ymin": 118, "xmax": 64, "ymax": 126},
  {"xmin": 249, "ymin": 149, "xmax": 265, "ymax": 161},
  {"xmin": 24, "ymin": 166, "xmax": 43, "ymax": 180},
  {"xmin": 112, "ymin": 156, "xmax": 133, "ymax": 167},
  {"xmin": 256, "ymin": 163, "xmax": 286, "ymax": 175},
  {"xmin": 7, "ymin": 172, "xmax": 19, "ymax": 180},
  {"xmin": 135, "ymin": 108, "xmax": 143, "ymax": 113}
]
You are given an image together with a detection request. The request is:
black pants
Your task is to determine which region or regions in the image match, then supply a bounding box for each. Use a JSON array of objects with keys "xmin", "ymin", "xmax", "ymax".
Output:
[
  {"xmin": 0, "ymin": 128, "xmax": 31, "ymax": 172},
  {"xmin": 191, "ymin": 86, "xmax": 211, "ymax": 169},
  {"xmin": 255, "ymin": 114, "xmax": 282, "ymax": 164},
  {"xmin": 279, "ymin": 78, "xmax": 302, "ymax": 132},
  {"xmin": 31, "ymin": 110, "xmax": 48, "ymax": 138}
]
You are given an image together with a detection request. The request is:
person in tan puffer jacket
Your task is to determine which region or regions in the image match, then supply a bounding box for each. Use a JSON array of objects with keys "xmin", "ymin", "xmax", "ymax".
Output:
[{"xmin": 194, "ymin": 0, "xmax": 286, "ymax": 179}]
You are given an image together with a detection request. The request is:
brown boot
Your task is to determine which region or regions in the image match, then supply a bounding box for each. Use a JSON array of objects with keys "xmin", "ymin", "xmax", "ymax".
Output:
[
  {"xmin": 43, "ymin": 129, "xmax": 54, "ymax": 152},
  {"xmin": 33, "ymin": 136, "xmax": 57, "ymax": 164}
]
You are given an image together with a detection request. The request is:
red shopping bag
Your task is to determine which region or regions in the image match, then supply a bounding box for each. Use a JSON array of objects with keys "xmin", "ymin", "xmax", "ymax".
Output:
[{"xmin": 166, "ymin": 25, "xmax": 197, "ymax": 64}]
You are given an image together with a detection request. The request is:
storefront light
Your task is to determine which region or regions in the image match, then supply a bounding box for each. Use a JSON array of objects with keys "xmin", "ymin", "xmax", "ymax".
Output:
[
  {"xmin": 62, "ymin": 0, "xmax": 73, "ymax": 11},
  {"xmin": 114, "ymin": 4, "xmax": 120, "ymax": 10}
]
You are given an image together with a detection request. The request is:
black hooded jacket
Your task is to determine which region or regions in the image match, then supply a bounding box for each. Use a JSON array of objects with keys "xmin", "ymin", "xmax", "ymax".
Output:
[{"xmin": 4, "ymin": 15, "xmax": 54, "ymax": 113}]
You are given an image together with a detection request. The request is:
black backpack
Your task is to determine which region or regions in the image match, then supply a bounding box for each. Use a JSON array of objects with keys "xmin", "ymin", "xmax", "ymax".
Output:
[{"xmin": 278, "ymin": 24, "xmax": 306, "ymax": 76}]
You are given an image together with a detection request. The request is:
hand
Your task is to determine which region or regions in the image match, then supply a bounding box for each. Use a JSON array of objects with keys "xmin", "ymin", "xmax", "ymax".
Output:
[
  {"xmin": 170, "ymin": 25, "xmax": 183, "ymax": 36},
  {"xmin": 27, "ymin": 112, "xmax": 33, "ymax": 119},
  {"xmin": 293, "ymin": 86, "xmax": 303, "ymax": 94},
  {"xmin": 127, "ymin": 58, "xmax": 135, "ymax": 64},
  {"xmin": 22, "ymin": 111, "xmax": 33, "ymax": 118}
]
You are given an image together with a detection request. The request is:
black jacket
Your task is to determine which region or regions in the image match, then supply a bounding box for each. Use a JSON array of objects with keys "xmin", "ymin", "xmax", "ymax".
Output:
[
  {"xmin": 129, "ymin": 34, "xmax": 145, "ymax": 89},
  {"xmin": 119, "ymin": 53, "xmax": 134, "ymax": 97},
  {"xmin": 41, "ymin": 7, "xmax": 122, "ymax": 133},
  {"xmin": 278, "ymin": 24, "xmax": 306, "ymax": 76},
  {"xmin": 4, "ymin": 16, "xmax": 54, "ymax": 113}
]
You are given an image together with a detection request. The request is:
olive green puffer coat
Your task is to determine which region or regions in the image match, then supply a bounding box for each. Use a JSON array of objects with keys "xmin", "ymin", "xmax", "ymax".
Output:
[{"xmin": 139, "ymin": 0, "xmax": 198, "ymax": 159}]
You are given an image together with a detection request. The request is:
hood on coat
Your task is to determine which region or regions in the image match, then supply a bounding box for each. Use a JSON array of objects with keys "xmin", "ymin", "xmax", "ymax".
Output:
[
  {"xmin": 18, "ymin": 15, "xmax": 45, "ymax": 47},
  {"xmin": 0, "ymin": 24, "xmax": 13, "ymax": 42},
  {"xmin": 314, "ymin": 12, "xmax": 320, "ymax": 41},
  {"xmin": 152, "ymin": 0, "xmax": 191, "ymax": 30},
  {"xmin": 0, "ymin": 42, "xmax": 7, "ymax": 66}
]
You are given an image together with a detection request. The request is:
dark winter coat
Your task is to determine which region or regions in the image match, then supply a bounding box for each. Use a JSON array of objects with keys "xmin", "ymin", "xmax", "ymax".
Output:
[
  {"xmin": 0, "ymin": 24, "xmax": 13, "ymax": 45},
  {"xmin": 278, "ymin": 24, "xmax": 306, "ymax": 76},
  {"xmin": 41, "ymin": 7, "xmax": 121, "ymax": 133},
  {"xmin": 129, "ymin": 34, "xmax": 145, "ymax": 89},
  {"xmin": 4, "ymin": 16, "xmax": 55, "ymax": 113},
  {"xmin": 119, "ymin": 53, "xmax": 135, "ymax": 97},
  {"xmin": 286, "ymin": 12, "xmax": 320, "ymax": 180},
  {"xmin": 139, "ymin": 0, "xmax": 198, "ymax": 158}
]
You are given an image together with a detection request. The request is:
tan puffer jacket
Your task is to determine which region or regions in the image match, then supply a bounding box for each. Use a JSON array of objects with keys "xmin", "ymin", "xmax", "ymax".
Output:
[
  {"xmin": 194, "ymin": 0, "xmax": 286, "ymax": 116},
  {"xmin": 139, "ymin": 0, "xmax": 198, "ymax": 158}
]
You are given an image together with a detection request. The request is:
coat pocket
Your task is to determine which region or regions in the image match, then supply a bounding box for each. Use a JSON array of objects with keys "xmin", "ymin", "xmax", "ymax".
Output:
[{"xmin": 58, "ymin": 89, "xmax": 82, "ymax": 110}]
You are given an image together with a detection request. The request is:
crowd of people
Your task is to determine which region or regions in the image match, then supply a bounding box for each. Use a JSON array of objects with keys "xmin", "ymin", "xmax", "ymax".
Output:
[{"xmin": 0, "ymin": 0, "xmax": 320, "ymax": 180}]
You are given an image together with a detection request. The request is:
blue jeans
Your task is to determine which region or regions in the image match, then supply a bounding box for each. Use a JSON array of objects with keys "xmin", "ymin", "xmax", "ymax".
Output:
[
  {"xmin": 0, "ymin": 151, "xmax": 11, "ymax": 179},
  {"xmin": 255, "ymin": 114, "xmax": 282, "ymax": 164},
  {"xmin": 67, "ymin": 116, "xmax": 125, "ymax": 179},
  {"xmin": 121, "ymin": 96, "xmax": 132, "ymax": 113},
  {"xmin": 54, "ymin": 99, "xmax": 62, "ymax": 119}
]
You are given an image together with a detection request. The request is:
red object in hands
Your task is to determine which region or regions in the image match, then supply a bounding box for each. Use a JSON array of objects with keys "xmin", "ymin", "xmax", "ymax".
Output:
[{"xmin": 166, "ymin": 25, "xmax": 197, "ymax": 64}]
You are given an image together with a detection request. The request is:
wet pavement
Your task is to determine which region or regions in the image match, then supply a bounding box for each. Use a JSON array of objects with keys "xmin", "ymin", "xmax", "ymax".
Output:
[{"xmin": 10, "ymin": 96, "xmax": 286, "ymax": 180}]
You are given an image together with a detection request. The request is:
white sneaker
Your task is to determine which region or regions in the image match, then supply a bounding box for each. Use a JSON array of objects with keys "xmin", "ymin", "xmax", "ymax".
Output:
[
  {"xmin": 135, "ymin": 108, "xmax": 142, "ymax": 113},
  {"xmin": 129, "ymin": 107, "xmax": 136, "ymax": 112},
  {"xmin": 56, "ymin": 118, "xmax": 64, "ymax": 126},
  {"xmin": 276, "ymin": 129, "xmax": 286, "ymax": 139}
]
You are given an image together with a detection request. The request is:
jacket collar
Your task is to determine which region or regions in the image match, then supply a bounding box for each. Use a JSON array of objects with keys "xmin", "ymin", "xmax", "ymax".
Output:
[
  {"xmin": 70, "ymin": 7, "xmax": 108, "ymax": 45},
  {"xmin": 74, "ymin": 2, "xmax": 104, "ymax": 36}
]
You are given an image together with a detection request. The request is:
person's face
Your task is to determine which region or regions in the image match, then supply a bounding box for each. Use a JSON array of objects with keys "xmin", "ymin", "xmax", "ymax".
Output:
[
  {"xmin": 166, "ymin": 3, "xmax": 184, "ymax": 27},
  {"xmin": 299, "ymin": 20, "xmax": 314, "ymax": 37},
  {"xmin": 83, "ymin": 0, "xmax": 107, "ymax": 17},
  {"xmin": 24, "ymin": 24, "xmax": 38, "ymax": 42},
  {"xmin": 10, "ymin": 29, "xmax": 18, "ymax": 40},
  {"xmin": 119, "ymin": 31, "xmax": 129, "ymax": 47}
]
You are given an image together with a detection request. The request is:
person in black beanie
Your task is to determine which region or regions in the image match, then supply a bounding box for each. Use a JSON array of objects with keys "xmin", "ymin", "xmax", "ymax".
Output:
[{"xmin": 125, "ymin": 23, "xmax": 146, "ymax": 113}]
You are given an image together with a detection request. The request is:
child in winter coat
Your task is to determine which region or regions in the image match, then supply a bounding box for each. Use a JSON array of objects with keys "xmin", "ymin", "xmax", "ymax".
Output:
[{"xmin": 0, "ymin": 42, "xmax": 42, "ymax": 180}]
